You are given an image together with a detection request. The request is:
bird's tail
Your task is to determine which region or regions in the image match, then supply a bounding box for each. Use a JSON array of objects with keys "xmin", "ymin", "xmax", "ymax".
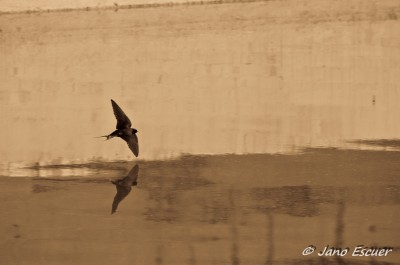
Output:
[{"xmin": 95, "ymin": 135, "xmax": 112, "ymax": 140}]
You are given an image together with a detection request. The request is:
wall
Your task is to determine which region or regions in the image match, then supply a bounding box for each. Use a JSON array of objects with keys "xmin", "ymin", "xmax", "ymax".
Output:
[
  {"xmin": 0, "ymin": 0, "xmax": 220, "ymax": 12},
  {"xmin": 1, "ymin": 0, "xmax": 400, "ymax": 168}
]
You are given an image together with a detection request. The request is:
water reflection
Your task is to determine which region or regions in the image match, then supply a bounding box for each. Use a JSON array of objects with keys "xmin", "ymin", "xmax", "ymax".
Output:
[
  {"xmin": 1, "ymin": 149, "xmax": 399, "ymax": 265},
  {"xmin": 111, "ymin": 164, "xmax": 139, "ymax": 214},
  {"xmin": 141, "ymin": 156, "xmax": 214, "ymax": 223},
  {"xmin": 349, "ymin": 139, "xmax": 400, "ymax": 149},
  {"xmin": 252, "ymin": 186, "xmax": 320, "ymax": 217}
]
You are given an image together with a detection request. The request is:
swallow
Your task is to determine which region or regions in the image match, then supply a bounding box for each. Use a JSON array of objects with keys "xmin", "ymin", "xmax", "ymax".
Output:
[
  {"xmin": 101, "ymin": 99, "xmax": 139, "ymax": 157},
  {"xmin": 111, "ymin": 164, "xmax": 139, "ymax": 214}
]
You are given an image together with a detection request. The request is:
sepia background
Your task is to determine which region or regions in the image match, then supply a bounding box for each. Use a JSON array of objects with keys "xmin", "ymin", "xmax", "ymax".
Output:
[{"xmin": 0, "ymin": 0, "xmax": 399, "ymax": 264}]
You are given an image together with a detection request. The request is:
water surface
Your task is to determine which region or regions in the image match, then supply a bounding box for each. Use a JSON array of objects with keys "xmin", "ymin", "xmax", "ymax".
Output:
[{"xmin": 0, "ymin": 149, "xmax": 399, "ymax": 265}]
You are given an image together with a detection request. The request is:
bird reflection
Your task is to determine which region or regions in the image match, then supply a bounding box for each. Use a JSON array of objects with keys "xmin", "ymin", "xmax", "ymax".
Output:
[{"xmin": 111, "ymin": 164, "xmax": 139, "ymax": 214}]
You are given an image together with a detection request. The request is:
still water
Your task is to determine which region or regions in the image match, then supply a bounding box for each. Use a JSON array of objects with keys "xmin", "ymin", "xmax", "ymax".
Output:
[{"xmin": 0, "ymin": 148, "xmax": 399, "ymax": 265}]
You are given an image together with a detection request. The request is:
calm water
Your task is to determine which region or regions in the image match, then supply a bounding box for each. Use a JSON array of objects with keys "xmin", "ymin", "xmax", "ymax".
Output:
[{"xmin": 0, "ymin": 148, "xmax": 399, "ymax": 265}]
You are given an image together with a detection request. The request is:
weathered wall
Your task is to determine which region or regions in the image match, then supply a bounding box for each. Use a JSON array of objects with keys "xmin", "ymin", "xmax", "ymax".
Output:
[
  {"xmin": 1, "ymin": 0, "xmax": 400, "ymax": 167},
  {"xmin": 0, "ymin": 0, "xmax": 217, "ymax": 12}
]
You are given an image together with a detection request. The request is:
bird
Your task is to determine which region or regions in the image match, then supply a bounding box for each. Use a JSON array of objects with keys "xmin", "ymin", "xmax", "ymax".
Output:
[
  {"xmin": 101, "ymin": 99, "xmax": 139, "ymax": 157},
  {"xmin": 111, "ymin": 164, "xmax": 139, "ymax": 214}
]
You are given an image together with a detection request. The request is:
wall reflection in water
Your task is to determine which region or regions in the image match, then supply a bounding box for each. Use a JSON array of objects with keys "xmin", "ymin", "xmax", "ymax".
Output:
[{"xmin": 0, "ymin": 148, "xmax": 398, "ymax": 265}]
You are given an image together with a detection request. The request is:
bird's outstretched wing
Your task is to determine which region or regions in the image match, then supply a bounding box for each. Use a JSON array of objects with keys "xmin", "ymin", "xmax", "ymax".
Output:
[
  {"xmin": 111, "ymin": 99, "xmax": 132, "ymax": 129},
  {"xmin": 126, "ymin": 164, "xmax": 139, "ymax": 185},
  {"xmin": 121, "ymin": 134, "xmax": 139, "ymax": 157},
  {"xmin": 111, "ymin": 185, "xmax": 131, "ymax": 214}
]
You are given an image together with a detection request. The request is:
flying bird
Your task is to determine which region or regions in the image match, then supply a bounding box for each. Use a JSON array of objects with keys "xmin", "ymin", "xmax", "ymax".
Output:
[
  {"xmin": 111, "ymin": 164, "xmax": 139, "ymax": 214},
  {"xmin": 101, "ymin": 99, "xmax": 139, "ymax": 157}
]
